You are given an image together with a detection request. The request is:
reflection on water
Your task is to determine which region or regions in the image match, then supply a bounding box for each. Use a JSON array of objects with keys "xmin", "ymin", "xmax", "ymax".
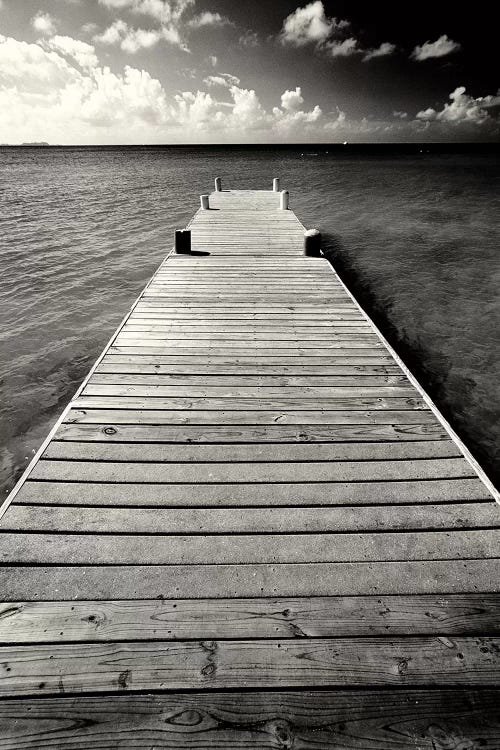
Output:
[{"xmin": 1, "ymin": 146, "xmax": 499, "ymax": 493}]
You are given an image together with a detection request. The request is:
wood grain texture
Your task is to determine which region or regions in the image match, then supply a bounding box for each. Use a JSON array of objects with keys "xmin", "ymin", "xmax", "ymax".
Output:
[
  {"xmin": 1, "ymin": 690, "xmax": 499, "ymax": 749},
  {"xmin": 63, "ymin": 407, "xmax": 437, "ymax": 425},
  {"xmin": 53, "ymin": 421, "xmax": 450, "ymax": 443},
  {"xmin": 74, "ymin": 396, "xmax": 426, "ymax": 412},
  {"xmin": 95, "ymin": 363, "xmax": 405, "ymax": 375},
  {"xmin": 2, "ymin": 636, "xmax": 500, "ymax": 696},
  {"xmin": 3, "ymin": 594, "xmax": 500, "ymax": 643}
]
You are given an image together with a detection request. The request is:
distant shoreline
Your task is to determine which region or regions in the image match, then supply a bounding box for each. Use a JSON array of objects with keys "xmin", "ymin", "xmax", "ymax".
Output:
[{"xmin": 1, "ymin": 142, "xmax": 499, "ymax": 154}]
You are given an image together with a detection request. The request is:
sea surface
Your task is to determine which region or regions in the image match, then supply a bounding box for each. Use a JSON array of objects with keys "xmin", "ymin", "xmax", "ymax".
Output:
[{"xmin": 1, "ymin": 145, "xmax": 499, "ymax": 495}]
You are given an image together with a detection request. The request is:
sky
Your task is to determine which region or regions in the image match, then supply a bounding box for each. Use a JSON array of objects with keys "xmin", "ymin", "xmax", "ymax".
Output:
[{"xmin": 0, "ymin": 0, "xmax": 499, "ymax": 144}]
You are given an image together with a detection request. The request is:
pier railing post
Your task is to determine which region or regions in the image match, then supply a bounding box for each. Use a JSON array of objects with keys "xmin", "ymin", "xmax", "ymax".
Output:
[
  {"xmin": 200, "ymin": 194, "xmax": 210, "ymax": 210},
  {"xmin": 304, "ymin": 228, "xmax": 322, "ymax": 256},
  {"xmin": 280, "ymin": 190, "xmax": 289, "ymax": 210},
  {"xmin": 175, "ymin": 229, "xmax": 191, "ymax": 254},
  {"xmin": 215, "ymin": 177, "xmax": 222, "ymax": 192},
  {"xmin": 273, "ymin": 178, "xmax": 280, "ymax": 192}
]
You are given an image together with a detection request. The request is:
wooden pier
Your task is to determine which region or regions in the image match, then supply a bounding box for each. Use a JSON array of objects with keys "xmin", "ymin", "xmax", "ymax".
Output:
[{"xmin": 1, "ymin": 183, "xmax": 500, "ymax": 747}]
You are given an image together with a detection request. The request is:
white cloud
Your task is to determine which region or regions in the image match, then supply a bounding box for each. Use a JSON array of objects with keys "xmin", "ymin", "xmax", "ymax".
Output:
[
  {"xmin": 98, "ymin": 0, "xmax": 132, "ymax": 7},
  {"xmin": 363, "ymin": 42, "xmax": 396, "ymax": 61},
  {"xmin": 209, "ymin": 55, "xmax": 217, "ymax": 67},
  {"xmin": 280, "ymin": 1, "xmax": 348, "ymax": 46},
  {"xmin": 272, "ymin": 86, "xmax": 322, "ymax": 134},
  {"xmin": 173, "ymin": 89, "xmax": 221, "ymax": 130},
  {"xmin": 323, "ymin": 107, "xmax": 346, "ymax": 130},
  {"xmin": 204, "ymin": 73, "xmax": 240, "ymax": 88},
  {"xmin": 7, "ymin": 31, "xmax": 493, "ymax": 144},
  {"xmin": 279, "ymin": 2, "xmax": 395, "ymax": 64},
  {"xmin": 94, "ymin": 19, "xmax": 173, "ymax": 53},
  {"xmin": 273, "ymin": 103, "xmax": 322, "ymax": 134},
  {"xmin": 280, "ymin": 86, "xmax": 304, "ymax": 112},
  {"xmin": 95, "ymin": 19, "xmax": 126, "ymax": 45},
  {"xmin": 45, "ymin": 35, "xmax": 99, "ymax": 69},
  {"xmin": 123, "ymin": 27, "xmax": 161, "ymax": 53},
  {"xmin": 412, "ymin": 34, "xmax": 461, "ymax": 61},
  {"xmin": 161, "ymin": 25, "xmax": 186, "ymax": 48},
  {"xmin": 0, "ymin": 33, "xmax": 81, "ymax": 93},
  {"xmin": 229, "ymin": 85, "xmax": 267, "ymax": 130},
  {"xmin": 98, "ymin": 0, "xmax": 193, "ymax": 25},
  {"xmin": 31, "ymin": 11, "xmax": 58, "ymax": 36},
  {"xmin": 0, "ymin": 33, "xmax": 329, "ymax": 142},
  {"xmin": 0, "ymin": 34, "xmax": 170, "ymax": 142},
  {"xmin": 96, "ymin": 0, "xmax": 193, "ymax": 49},
  {"xmin": 325, "ymin": 37, "xmax": 359, "ymax": 57},
  {"xmin": 416, "ymin": 86, "xmax": 499, "ymax": 126},
  {"xmin": 174, "ymin": 83, "xmax": 322, "ymax": 137},
  {"xmin": 188, "ymin": 11, "xmax": 233, "ymax": 29},
  {"xmin": 393, "ymin": 110, "xmax": 408, "ymax": 119}
]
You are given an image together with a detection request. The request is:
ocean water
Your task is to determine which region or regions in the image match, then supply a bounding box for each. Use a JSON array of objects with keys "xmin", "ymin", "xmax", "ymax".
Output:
[{"xmin": 1, "ymin": 145, "xmax": 499, "ymax": 495}]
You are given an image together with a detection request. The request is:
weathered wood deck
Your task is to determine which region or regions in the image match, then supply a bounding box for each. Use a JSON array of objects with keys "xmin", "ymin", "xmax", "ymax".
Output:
[{"xmin": 1, "ymin": 185, "xmax": 500, "ymax": 747}]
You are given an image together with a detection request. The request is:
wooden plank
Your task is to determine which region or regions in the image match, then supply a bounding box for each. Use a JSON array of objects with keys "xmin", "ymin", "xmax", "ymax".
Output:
[
  {"xmin": 42, "ymin": 439, "xmax": 462, "ymax": 462},
  {"xmin": 96, "ymin": 363, "xmax": 404, "ymax": 375},
  {"xmin": 144, "ymin": 285, "xmax": 347, "ymax": 290},
  {"xmin": 4, "ymin": 593, "xmax": 500, "ymax": 643},
  {"xmin": 63, "ymin": 408, "xmax": 438, "ymax": 425},
  {"xmin": 108, "ymin": 347, "xmax": 390, "ymax": 358},
  {"xmin": 102, "ymin": 355, "xmax": 397, "ymax": 366},
  {"xmin": 81, "ymin": 384, "xmax": 417, "ymax": 398},
  {"xmin": 148, "ymin": 280, "xmax": 342, "ymax": 285},
  {"xmin": 30, "ymin": 458, "xmax": 474, "ymax": 483},
  {"xmin": 15, "ymin": 477, "xmax": 489, "ymax": 507},
  {"xmin": 140, "ymin": 297, "xmax": 360, "ymax": 303},
  {"xmin": 124, "ymin": 322, "xmax": 368, "ymax": 329},
  {"xmin": 117, "ymin": 331, "xmax": 378, "ymax": 340},
  {"xmin": 131, "ymin": 311, "xmax": 362, "ymax": 318},
  {"xmin": 89, "ymin": 373, "xmax": 410, "ymax": 385},
  {"xmin": 1, "ymin": 690, "xmax": 498, "ymax": 748},
  {"xmin": 2, "ymin": 635, "xmax": 500, "ymax": 696},
  {"xmin": 153, "ymin": 273, "xmax": 336, "ymax": 278},
  {"xmin": 110, "ymin": 350, "xmax": 388, "ymax": 364},
  {"xmin": 123, "ymin": 321, "xmax": 367, "ymax": 329},
  {"xmin": 3, "ymin": 502, "xmax": 499, "ymax": 535},
  {"xmin": 131, "ymin": 312, "xmax": 364, "ymax": 318},
  {"xmin": 3, "ymin": 528, "xmax": 499, "ymax": 565},
  {"xmin": 2, "ymin": 559, "xmax": 500, "ymax": 600},
  {"xmin": 112, "ymin": 341, "xmax": 385, "ymax": 351},
  {"xmin": 54, "ymin": 421, "xmax": 449, "ymax": 443},
  {"xmin": 75, "ymin": 397, "xmax": 424, "ymax": 412},
  {"xmin": 134, "ymin": 305, "xmax": 360, "ymax": 312}
]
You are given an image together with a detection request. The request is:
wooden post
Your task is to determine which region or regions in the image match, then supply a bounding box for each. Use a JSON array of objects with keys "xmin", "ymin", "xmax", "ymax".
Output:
[
  {"xmin": 175, "ymin": 229, "xmax": 191, "ymax": 254},
  {"xmin": 280, "ymin": 190, "xmax": 289, "ymax": 210},
  {"xmin": 200, "ymin": 194, "xmax": 210, "ymax": 210},
  {"xmin": 215, "ymin": 177, "xmax": 222, "ymax": 192},
  {"xmin": 304, "ymin": 228, "xmax": 322, "ymax": 256},
  {"xmin": 273, "ymin": 178, "xmax": 280, "ymax": 192}
]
